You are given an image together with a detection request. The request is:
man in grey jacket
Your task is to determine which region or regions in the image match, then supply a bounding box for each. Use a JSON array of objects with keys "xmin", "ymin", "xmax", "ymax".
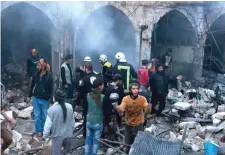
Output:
[{"xmin": 43, "ymin": 88, "xmax": 75, "ymax": 155}]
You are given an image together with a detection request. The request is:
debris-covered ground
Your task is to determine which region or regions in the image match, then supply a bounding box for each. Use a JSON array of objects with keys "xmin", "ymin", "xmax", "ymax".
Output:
[{"xmin": 1, "ymin": 72, "xmax": 225, "ymax": 155}]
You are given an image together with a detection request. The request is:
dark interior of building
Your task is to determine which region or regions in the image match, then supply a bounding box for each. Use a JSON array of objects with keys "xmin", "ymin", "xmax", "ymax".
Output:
[
  {"xmin": 1, "ymin": 2, "xmax": 53, "ymax": 86},
  {"xmin": 75, "ymin": 5, "xmax": 136, "ymax": 72},
  {"xmin": 204, "ymin": 13, "xmax": 225, "ymax": 74},
  {"xmin": 151, "ymin": 10, "xmax": 196, "ymax": 78}
]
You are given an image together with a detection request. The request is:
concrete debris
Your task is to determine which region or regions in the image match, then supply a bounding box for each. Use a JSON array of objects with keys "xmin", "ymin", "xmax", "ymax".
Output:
[
  {"xmin": 12, "ymin": 130, "xmax": 22, "ymax": 143},
  {"xmin": 14, "ymin": 102, "xmax": 29, "ymax": 110},
  {"xmin": 17, "ymin": 106, "xmax": 33, "ymax": 119},
  {"xmin": 179, "ymin": 122, "xmax": 198, "ymax": 129},
  {"xmin": 205, "ymin": 126, "xmax": 218, "ymax": 133},
  {"xmin": 213, "ymin": 118, "xmax": 221, "ymax": 126},
  {"xmin": 218, "ymin": 104, "xmax": 225, "ymax": 112},
  {"xmin": 174, "ymin": 102, "xmax": 191, "ymax": 111},
  {"xmin": 145, "ymin": 124, "xmax": 157, "ymax": 135},
  {"xmin": 206, "ymin": 108, "xmax": 216, "ymax": 115},
  {"xmin": 212, "ymin": 112, "xmax": 225, "ymax": 120}
]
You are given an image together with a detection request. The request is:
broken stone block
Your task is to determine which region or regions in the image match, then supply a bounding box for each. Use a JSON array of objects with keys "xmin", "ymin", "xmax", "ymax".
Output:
[
  {"xmin": 145, "ymin": 124, "xmax": 157, "ymax": 135},
  {"xmin": 196, "ymin": 125, "xmax": 206, "ymax": 136},
  {"xmin": 214, "ymin": 133, "xmax": 224, "ymax": 140},
  {"xmin": 106, "ymin": 148, "xmax": 115, "ymax": 155},
  {"xmin": 179, "ymin": 122, "xmax": 198, "ymax": 129},
  {"xmin": 216, "ymin": 121, "xmax": 225, "ymax": 132},
  {"xmin": 218, "ymin": 104, "xmax": 225, "ymax": 112},
  {"xmin": 174, "ymin": 102, "xmax": 191, "ymax": 111},
  {"xmin": 192, "ymin": 144, "xmax": 201, "ymax": 152},
  {"xmin": 195, "ymin": 113, "xmax": 201, "ymax": 118},
  {"xmin": 206, "ymin": 108, "xmax": 216, "ymax": 115},
  {"xmin": 212, "ymin": 112, "xmax": 225, "ymax": 120},
  {"xmin": 189, "ymin": 129, "xmax": 197, "ymax": 137},
  {"xmin": 169, "ymin": 132, "xmax": 177, "ymax": 141},
  {"xmin": 213, "ymin": 119, "xmax": 221, "ymax": 126},
  {"xmin": 29, "ymin": 137, "xmax": 43, "ymax": 148},
  {"xmin": 206, "ymin": 126, "xmax": 218, "ymax": 133},
  {"xmin": 12, "ymin": 130, "xmax": 22, "ymax": 143},
  {"xmin": 18, "ymin": 106, "xmax": 33, "ymax": 119},
  {"xmin": 14, "ymin": 102, "xmax": 29, "ymax": 110}
]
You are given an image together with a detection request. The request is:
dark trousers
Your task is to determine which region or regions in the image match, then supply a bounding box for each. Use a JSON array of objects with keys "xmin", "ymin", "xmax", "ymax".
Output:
[
  {"xmin": 64, "ymin": 84, "xmax": 73, "ymax": 99},
  {"xmin": 125, "ymin": 124, "xmax": 144, "ymax": 145},
  {"xmin": 151, "ymin": 93, "xmax": 166, "ymax": 116},
  {"xmin": 1, "ymin": 121, "xmax": 13, "ymax": 153}
]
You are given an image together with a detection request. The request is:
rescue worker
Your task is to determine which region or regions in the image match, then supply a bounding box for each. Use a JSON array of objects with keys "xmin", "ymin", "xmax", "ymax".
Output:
[
  {"xmin": 60, "ymin": 54, "xmax": 73, "ymax": 100},
  {"xmin": 112, "ymin": 82, "xmax": 149, "ymax": 153},
  {"xmin": 26, "ymin": 48, "xmax": 41, "ymax": 80},
  {"xmin": 76, "ymin": 62, "xmax": 99, "ymax": 137},
  {"xmin": 76, "ymin": 56, "xmax": 92, "ymax": 79},
  {"xmin": 103, "ymin": 73, "xmax": 122, "ymax": 140},
  {"xmin": 114, "ymin": 52, "xmax": 137, "ymax": 91},
  {"xmin": 160, "ymin": 48, "xmax": 173, "ymax": 77},
  {"xmin": 149, "ymin": 63, "xmax": 168, "ymax": 119},
  {"xmin": 137, "ymin": 59, "xmax": 149, "ymax": 88},
  {"xmin": 99, "ymin": 54, "xmax": 112, "ymax": 86}
]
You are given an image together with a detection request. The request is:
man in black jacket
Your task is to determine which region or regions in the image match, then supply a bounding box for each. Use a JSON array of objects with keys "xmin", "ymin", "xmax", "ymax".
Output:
[
  {"xmin": 149, "ymin": 64, "xmax": 168, "ymax": 117},
  {"xmin": 26, "ymin": 48, "xmax": 41, "ymax": 80},
  {"xmin": 76, "ymin": 62, "xmax": 99, "ymax": 137},
  {"xmin": 26, "ymin": 58, "xmax": 53, "ymax": 137}
]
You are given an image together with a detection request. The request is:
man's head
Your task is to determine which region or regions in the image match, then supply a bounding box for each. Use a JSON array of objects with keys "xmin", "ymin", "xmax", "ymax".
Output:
[
  {"xmin": 167, "ymin": 48, "xmax": 172, "ymax": 56},
  {"xmin": 84, "ymin": 56, "xmax": 91, "ymax": 62},
  {"xmin": 99, "ymin": 54, "xmax": 107, "ymax": 65},
  {"xmin": 65, "ymin": 54, "xmax": 73, "ymax": 64},
  {"xmin": 156, "ymin": 63, "xmax": 164, "ymax": 73},
  {"xmin": 83, "ymin": 61, "xmax": 93, "ymax": 73},
  {"xmin": 112, "ymin": 73, "xmax": 122, "ymax": 85},
  {"xmin": 37, "ymin": 58, "xmax": 50, "ymax": 72},
  {"xmin": 31, "ymin": 48, "xmax": 38, "ymax": 57},
  {"xmin": 93, "ymin": 78, "xmax": 104, "ymax": 91},
  {"xmin": 142, "ymin": 59, "xmax": 149, "ymax": 67},
  {"xmin": 54, "ymin": 88, "xmax": 66, "ymax": 102},
  {"xmin": 147, "ymin": 61, "xmax": 153, "ymax": 69},
  {"xmin": 129, "ymin": 83, "xmax": 140, "ymax": 97}
]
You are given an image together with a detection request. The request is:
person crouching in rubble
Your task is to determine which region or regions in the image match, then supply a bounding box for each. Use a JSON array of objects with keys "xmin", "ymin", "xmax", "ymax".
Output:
[
  {"xmin": 149, "ymin": 63, "xmax": 168, "ymax": 121},
  {"xmin": 1, "ymin": 106, "xmax": 16, "ymax": 155},
  {"xmin": 43, "ymin": 88, "xmax": 75, "ymax": 155},
  {"xmin": 84, "ymin": 78, "xmax": 106, "ymax": 155},
  {"xmin": 27, "ymin": 59, "xmax": 53, "ymax": 137},
  {"xmin": 112, "ymin": 82, "xmax": 149, "ymax": 153}
]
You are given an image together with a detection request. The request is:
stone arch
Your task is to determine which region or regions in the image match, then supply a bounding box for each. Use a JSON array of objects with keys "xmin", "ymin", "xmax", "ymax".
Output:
[
  {"xmin": 1, "ymin": 1, "xmax": 59, "ymax": 29},
  {"xmin": 77, "ymin": 2, "xmax": 139, "ymax": 32}
]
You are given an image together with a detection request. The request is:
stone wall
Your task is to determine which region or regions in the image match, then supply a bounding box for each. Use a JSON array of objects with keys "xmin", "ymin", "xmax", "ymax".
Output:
[{"xmin": 1, "ymin": 1, "xmax": 225, "ymax": 78}]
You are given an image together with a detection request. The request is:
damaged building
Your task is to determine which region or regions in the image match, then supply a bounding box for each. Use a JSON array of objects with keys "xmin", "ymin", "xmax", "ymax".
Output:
[
  {"xmin": 1, "ymin": 1, "xmax": 225, "ymax": 155},
  {"xmin": 1, "ymin": 1, "xmax": 225, "ymax": 82}
]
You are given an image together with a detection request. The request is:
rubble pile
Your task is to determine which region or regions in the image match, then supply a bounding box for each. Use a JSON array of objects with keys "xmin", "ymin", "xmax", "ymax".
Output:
[{"xmin": 145, "ymin": 81, "xmax": 225, "ymax": 154}]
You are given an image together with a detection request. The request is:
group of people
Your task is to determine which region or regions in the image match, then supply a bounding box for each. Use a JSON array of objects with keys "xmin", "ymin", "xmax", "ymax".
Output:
[{"xmin": 1, "ymin": 47, "xmax": 174, "ymax": 155}]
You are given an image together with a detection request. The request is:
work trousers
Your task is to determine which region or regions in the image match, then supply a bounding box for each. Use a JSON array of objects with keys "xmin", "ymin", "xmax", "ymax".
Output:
[
  {"xmin": 151, "ymin": 93, "xmax": 167, "ymax": 117},
  {"xmin": 32, "ymin": 96, "xmax": 50, "ymax": 133},
  {"xmin": 1, "ymin": 120, "xmax": 13, "ymax": 153},
  {"xmin": 52, "ymin": 137, "xmax": 72, "ymax": 155},
  {"xmin": 85, "ymin": 122, "xmax": 103, "ymax": 155}
]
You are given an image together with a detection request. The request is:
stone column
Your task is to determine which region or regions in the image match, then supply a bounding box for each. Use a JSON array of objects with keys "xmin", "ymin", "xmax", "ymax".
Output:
[{"xmin": 135, "ymin": 30, "xmax": 141, "ymax": 69}]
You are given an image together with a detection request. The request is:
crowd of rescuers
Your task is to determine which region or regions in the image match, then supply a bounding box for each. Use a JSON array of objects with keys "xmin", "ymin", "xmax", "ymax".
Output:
[{"xmin": 1, "ymin": 47, "xmax": 186, "ymax": 155}]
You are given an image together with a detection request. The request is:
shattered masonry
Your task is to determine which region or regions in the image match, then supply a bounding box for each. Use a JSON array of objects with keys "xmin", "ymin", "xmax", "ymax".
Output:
[{"xmin": 2, "ymin": 1, "xmax": 225, "ymax": 79}]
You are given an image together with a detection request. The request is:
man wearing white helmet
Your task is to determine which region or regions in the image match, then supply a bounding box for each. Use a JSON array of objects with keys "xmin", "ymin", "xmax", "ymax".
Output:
[
  {"xmin": 114, "ymin": 52, "xmax": 137, "ymax": 91},
  {"xmin": 84, "ymin": 56, "xmax": 91, "ymax": 62},
  {"xmin": 99, "ymin": 54, "xmax": 112, "ymax": 86}
]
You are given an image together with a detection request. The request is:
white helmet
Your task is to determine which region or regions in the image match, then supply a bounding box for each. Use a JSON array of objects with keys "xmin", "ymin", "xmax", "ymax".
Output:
[
  {"xmin": 84, "ymin": 56, "xmax": 91, "ymax": 62},
  {"xmin": 99, "ymin": 54, "xmax": 107, "ymax": 63},
  {"xmin": 115, "ymin": 52, "xmax": 126, "ymax": 62}
]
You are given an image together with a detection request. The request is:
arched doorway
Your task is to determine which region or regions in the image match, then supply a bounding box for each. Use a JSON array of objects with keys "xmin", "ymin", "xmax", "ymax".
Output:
[
  {"xmin": 1, "ymin": 2, "xmax": 54, "ymax": 87},
  {"xmin": 151, "ymin": 10, "xmax": 196, "ymax": 79},
  {"xmin": 75, "ymin": 5, "xmax": 136, "ymax": 72},
  {"xmin": 204, "ymin": 13, "xmax": 225, "ymax": 74}
]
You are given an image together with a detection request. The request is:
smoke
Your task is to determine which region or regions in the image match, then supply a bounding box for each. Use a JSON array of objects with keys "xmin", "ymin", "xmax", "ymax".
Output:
[{"xmin": 72, "ymin": 3, "xmax": 136, "ymax": 72}]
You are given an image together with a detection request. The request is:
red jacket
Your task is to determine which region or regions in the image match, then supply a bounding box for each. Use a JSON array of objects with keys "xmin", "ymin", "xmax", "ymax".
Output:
[{"xmin": 137, "ymin": 68, "xmax": 149, "ymax": 87}]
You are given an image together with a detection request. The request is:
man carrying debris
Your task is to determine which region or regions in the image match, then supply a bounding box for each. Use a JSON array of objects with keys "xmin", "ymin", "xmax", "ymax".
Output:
[
  {"xmin": 26, "ymin": 48, "xmax": 41, "ymax": 80},
  {"xmin": 76, "ymin": 62, "xmax": 99, "ymax": 137},
  {"xmin": 1, "ymin": 106, "xmax": 16, "ymax": 155},
  {"xmin": 43, "ymin": 88, "xmax": 75, "ymax": 155},
  {"xmin": 60, "ymin": 54, "xmax": 73, "ymax": 100},
  {"xmin": 27, "ymin": 59, "xmax": 53, "ymax": 137},
  {"xmin": 84, "ymin": 78, "xmax": 105, "ymax": 155},
  {"xmin": 112, "ymin": 82, "xmax": 149, "ymax": 153},
  {"xmin": 99, "ymin": 54, "xmax": 112, "ymax": 87},
  {"xmin": 103, "ymin": 73, "xmax": 123, "ymax": 140},
  {"xmin": 149, "ymin": 63, "xmax": 169, "ymax": 119}
]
